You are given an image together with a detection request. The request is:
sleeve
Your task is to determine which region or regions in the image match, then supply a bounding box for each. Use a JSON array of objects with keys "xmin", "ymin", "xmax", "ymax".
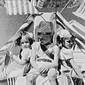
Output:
[
  {"xmin": 30, "ymin": 42, "xmax": 39, "ymax": 69},
  {"xmin": 11, "ymin": 46, "xmax": 21, "ymax": 56},
  {"xmin": 32, "ymin": 42, "xmax": 39, "ymax": 53},
  {"xmin": 68, "ymin": 49, "xmax": 74, "ymax": 59},
  {"xmin": 52, "ymin": 45, "xmax": 60, "ymax": 65}
]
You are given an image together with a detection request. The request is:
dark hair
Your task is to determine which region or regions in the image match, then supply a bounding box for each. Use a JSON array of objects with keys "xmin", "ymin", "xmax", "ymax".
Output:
[
  {"xmin": 28, "ymin": 38, "xmax": 34, "ymax": 46},
  {"xmin": 29, "ymin": 0, "xmax": 31, "ymax": 2},
  {"xmin": 82, "ymin": 71, "xmax": 85, "ymax": 74},
  {"xmin": 15, "ymin": 36, "xmax": 22, "ymax": 46},
  {"xmin": 56, "ymin": 35, "xmax": 63, "ymax": 45},
  {"xmin": 56, "ymin": 35, "xmax": 75, "ymax": 49},
  {"xmin": 21, "ymin": 34, "xmax": 34, "ymax": 47}
]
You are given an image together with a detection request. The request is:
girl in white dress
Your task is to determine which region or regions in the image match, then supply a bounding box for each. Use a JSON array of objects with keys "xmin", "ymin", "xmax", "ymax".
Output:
[
  {"xmin": 6, "ymin": 32, "xmax": 34, "ymax": 79},
  {"xmin": 56, "ymin": 29, "xmax": 83, "ymax": 85}
]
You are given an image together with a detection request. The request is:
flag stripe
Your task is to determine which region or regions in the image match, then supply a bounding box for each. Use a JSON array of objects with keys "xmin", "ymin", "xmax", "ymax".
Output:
[
  {"xmin": 17, "ymin": 0, "xmax": 22, "ymax": 15},
  {"xmin": 31, "ymin": 0, "xmax": 35, "ymax": 14},
  {"xmin": 75, "ymin": 1, "xmax": 85, "ymax": 13},
  {"xmin": 23, "ymin": 0, "xmax": 28, "ymax": 14},
  {"xmin": 12, "ymin": 0, "xmax": 17, "ymax": 15},
  {"xmin": 69, "ymin": 20, "xmax": 85, "ymax": 37},
  {"xmin": 80, "ymin": 3, "xmax": 85, "ymax": 14},
  {"xmin": 6, "ymin": 0, "xmax": 13, "ymax": 15}
]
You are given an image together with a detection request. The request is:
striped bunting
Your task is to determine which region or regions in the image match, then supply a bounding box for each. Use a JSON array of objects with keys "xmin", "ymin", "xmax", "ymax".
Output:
[
  {"xmin": 69, "ymin": 20, "xmax": 85, "ymax": 40},
  {"xmin": 73, "ymin": 0, "xmax": 85, "ymax": 20},
  {"xmin": 5, "ymin": 0, "xmax": 38, "ymax": 15}
]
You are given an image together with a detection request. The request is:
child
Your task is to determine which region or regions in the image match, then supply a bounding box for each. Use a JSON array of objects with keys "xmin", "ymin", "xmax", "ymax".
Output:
[{"xmin": 6, "ymin": 32, "xmax": 34, "ymax": 78}]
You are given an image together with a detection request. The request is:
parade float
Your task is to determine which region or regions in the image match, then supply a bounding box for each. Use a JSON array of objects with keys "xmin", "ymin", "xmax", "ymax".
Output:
[{"xmin": 0, "ymin": 0, "xmax": 84, "ymax": 85}]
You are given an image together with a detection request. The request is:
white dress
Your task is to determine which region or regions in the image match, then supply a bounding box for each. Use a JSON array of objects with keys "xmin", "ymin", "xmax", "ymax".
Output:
[
  {"xmin": 6, "ymin": 48, "xmax": 31, "ymax": 78},
  {"xmin": 60, "ymin": 47, "xmax": 73, "ymax": 60},
  {"xmin": 59, "ymin": 47, "xmax": 74, "ymax": 85},
  {"xmin": 29, "ymin": 42, "xmax": 57, "ymax": 85}
]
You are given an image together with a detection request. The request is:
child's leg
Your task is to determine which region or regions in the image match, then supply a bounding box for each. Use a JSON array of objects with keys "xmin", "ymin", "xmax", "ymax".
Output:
[
  {"xmin": 47, "ymin": 68, "xmax": 57, "ymax": 85},
  {"xmin": 26, "ymin": 68, "xmax": 39, "ymax": 85}
]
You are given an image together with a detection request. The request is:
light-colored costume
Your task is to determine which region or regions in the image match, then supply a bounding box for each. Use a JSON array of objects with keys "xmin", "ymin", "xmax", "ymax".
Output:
[
  {"xmin": 57, "ymin": 29, "xmax": 76, "ymax": 85},
  {"xmin": 6, "ymin": 48, "xmax": 31, "ymax": 78},
  {"xmin": 27, "ymin": 41, "xmax": 58, "ymax": 85},
  {"xmin": 60, "ymin": 47, "xmax": 73, "ymax": 60},
  {"xmin": 0, "ymin": 51, "xmax": 10, "ymax": 80},
  {"xmin": 58, "ymin": 47, "xmax": 74, "ymax": 85},
  {"xmin": 6, "ymin": 32, "xmax": 33, "ymax": 78}
]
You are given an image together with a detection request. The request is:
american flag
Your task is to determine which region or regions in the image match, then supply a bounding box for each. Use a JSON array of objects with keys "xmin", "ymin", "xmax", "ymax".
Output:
[{"xmin": 4, "ymin": 0, "xmax": 38, "ymax": 15}]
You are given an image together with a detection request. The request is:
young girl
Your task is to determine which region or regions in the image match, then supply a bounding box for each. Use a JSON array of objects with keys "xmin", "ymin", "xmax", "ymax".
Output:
[
  {"xmin": 56, "ymin": 29, "xmax": 83, "ymax": 85},
  {"xmin": 6, "ymin": 32, "xmax": 34, "ymax": 78}
]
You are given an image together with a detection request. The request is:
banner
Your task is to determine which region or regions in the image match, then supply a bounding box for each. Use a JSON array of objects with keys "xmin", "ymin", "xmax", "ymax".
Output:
[{"xmin": 5, "ymin": 0, "xmax": 38, "ymax": 15}]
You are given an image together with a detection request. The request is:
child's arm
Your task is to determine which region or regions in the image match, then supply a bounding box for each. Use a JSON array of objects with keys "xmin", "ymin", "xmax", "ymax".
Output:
[
  {"xmin": 12, "ymin": 54, "xmax": 26, "ymax": 65},
  {"xmin": 48, "ymin": 45, "xmax": 60, "ymax": 69},
  {"xmin": 30, "ymin": 42, "xmax": 39, "ymax": 69},
  {"xmin": 0, "ymin": 56, "xmax": 5, "ymax": 65}
]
